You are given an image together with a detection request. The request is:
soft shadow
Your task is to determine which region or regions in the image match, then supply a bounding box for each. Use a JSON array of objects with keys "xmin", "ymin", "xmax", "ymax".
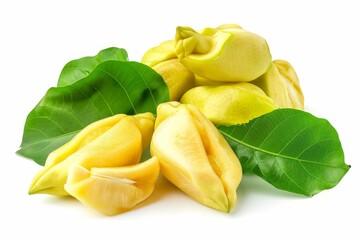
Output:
[
  {"xmin": 131, "ymin": 173, "xmax": 180, "ymax": 211},
  {"xmin": 230, "ymin": 175, "xmax": 306, "ymax": 215},
  {"xmin": 42, "ymin": 194, "xmax": 77, "ymax": 204},
  {"xmin": 240, "ymin": 175, "xmax": 306, "ymax": 198}
]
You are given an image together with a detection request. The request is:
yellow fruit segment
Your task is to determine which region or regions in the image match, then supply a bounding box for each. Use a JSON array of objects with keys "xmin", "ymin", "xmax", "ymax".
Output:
[
  {"xmin": 152, "ymin": 59, "xmax": 195, "ymax": 101},
  {"xmin": 150, "ymin": 102, "xmax": 242, "ymax": 212},
  {"xmin": 141, "ymin": 40, "xmax": 177, "ymax": 67},
  {"xmin": 180, "ymin": 83, "xmax": 277, "ymax": 125},
  {"xmin": 132, "ymin": 112, "xmax": 156, "ymax": 151},
  {"xmin": 274, "ymin": 60, "xmax": 304, "ymax": 109},
  {"xmin": 186, "ymin": 104, "xmax": 241, "ymax": 211},
  {"xmin": 175, "ymin": 25, "xmax": 272, "ymax": 82},
  {"xmin": 142, "ymin": 40, "xmax": 195, "ymax": 101},
  {"xmin": 253, "ymin": 60, "xmax": 304, "ymax": 109},
  {"xmin": 28, "ymin": 113, "xmax": 155, "ymax": 196},
  {"xmin": 65, "ymin": 157, "xmax": 160, "ymax": 216},
  {"xmin": 45, "ymin": 114, "xmax": 126, "ymax": 167}
]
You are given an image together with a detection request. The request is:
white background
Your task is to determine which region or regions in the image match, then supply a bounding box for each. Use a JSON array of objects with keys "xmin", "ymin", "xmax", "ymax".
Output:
[{"xmin": 1, "ymin": 0, "xmax": 359, "ymax": 239}]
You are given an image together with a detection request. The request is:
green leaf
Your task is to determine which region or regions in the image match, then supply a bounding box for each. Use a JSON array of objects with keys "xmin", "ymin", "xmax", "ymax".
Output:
[
  {"xmin": 57, "ymin": 47, "xmax": 128, "ymax": 86},
  {"xmin": 18, "ymin": 60, "xmax": 169, "ymax": 165},
  {"xmin": 218, "ymin": 109, "xmax": 350, "ymax": 196}
]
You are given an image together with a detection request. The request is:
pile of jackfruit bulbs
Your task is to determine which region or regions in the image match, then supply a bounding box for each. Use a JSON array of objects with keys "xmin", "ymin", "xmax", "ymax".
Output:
[
  {"xmin": 143, "ymin": 24, "xmax": 304, "ymax": 122},
  {"xmin": 29, "ymin": 24, "xmax": 304, "ymax": 215}
]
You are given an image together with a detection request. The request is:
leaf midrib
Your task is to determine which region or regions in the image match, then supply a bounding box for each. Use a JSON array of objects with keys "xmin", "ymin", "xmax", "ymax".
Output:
[{"xmin": 220, "ymin": 130, "xmax": 347, "ymax": 170}]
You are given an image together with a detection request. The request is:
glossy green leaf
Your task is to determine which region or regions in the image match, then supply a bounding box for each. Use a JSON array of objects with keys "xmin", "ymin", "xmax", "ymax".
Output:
[
  {"xmin": 218, "ymin": 109, "xmax": 350, "ymax": 196},
  {"xmin": 57, "ymin": 47, "xmax": 128, "ymax": 86},
  {"xmin": 18, "ymin": 60, "xmax": 169, "ymax": 165}
]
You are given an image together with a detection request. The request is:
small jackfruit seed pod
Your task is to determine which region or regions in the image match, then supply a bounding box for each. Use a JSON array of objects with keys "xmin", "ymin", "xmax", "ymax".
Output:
[
  {"xmin": 141, "ymin": 40, "xmax": 177, "ymax": 67},
  {"xmin": 28, "ymin": 113, "xmax": 155, "ymax": 196},
  {"xmin": 180, "ymin": 83, "xmax": 277, "ymax": 125},
  {"xmin": 152, "ymin": 59, "xmax": 195, "ymax": 101},
  {"xmin": 141, "ymin": 40, "xmax": 195, "ymax": 101},
  {"xmin": 275, "ymin": 60, "xmax": 304, "ymax": 109},
  {"xmin": 253, "ymin": 60, "xmax": 304, "ymax": 109},
  {"xmin": 150, "ymin": 102, "xmax": 242, "ymax": 212},
  {"xmin": 132, "ymin": 112, "xmax": 156, "ymax": 151},
  {"xmin": 175, "ymin": 25, "xmax": 272, "ymax": 82},
  {"xmin": 65, "ymin": 156, "xmax": 160, "ymax": 216}
]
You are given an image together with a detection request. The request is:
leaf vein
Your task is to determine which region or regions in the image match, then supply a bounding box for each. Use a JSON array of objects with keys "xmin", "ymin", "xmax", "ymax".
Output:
[
  {"xmin": 274, "ymin": 156, "xmax": 308, "ymax": 194},
  {"xmin": 258, "ymin": 112, "xmax": 302, "ymax": 148},
  {"xmin": 75, "ymin": 84, "xmax": 103, "ymax": 116},
  {"xmin": 38, "ymin": 105, "xmax": 84, "ymax": 128},
  {"xmin": 130, "ymin": 63, "xmax": 158, "ymax": 107},
  {"xmin": 19, "ymin": 130, "xmax": 79, "ymax": 149},
  {"xmin": 30, "ymin": 115, "xmax": 66, "ymax": 134},
  {"xmin": 240, "ymin": 118, "xmax": 258, "ymax": 141},
  {"xmin": 99, "ymin": 67, "xmax": 137, "ymax": 114},
  {"xmin": 26, "ymin": 127, "xmax": 50, "ymax": 138},
  {"xmin": 278, "ymin": 121, "xmax": 324, "ymax": 154},
  {"xmin": 93, "ymin": 85, "xmax": 114, "ymax": 115},
  {"xmin": 295, "ymin": 138, "xmax": 336, "ymax": 159}
]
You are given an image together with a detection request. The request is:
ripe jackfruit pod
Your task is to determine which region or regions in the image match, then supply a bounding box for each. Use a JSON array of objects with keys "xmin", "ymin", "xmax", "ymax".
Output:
[
  {"xmin": 180, "ymin": 83, "xmax": 277, "ymax": 125},
  {"xmin": 65, "ymin": 156, "xmax": 160, "ymax": 216},
  {"xmin": 141, "ymin": 40, "xmax": 195, "ymax": 101},
  {"xmin": 150, "ymin": 102, "xmax": 242, "ymax": 212},
  {"xmin": 141, "ymin": 40, "xmax": 177, "ymax": 67},
  {"xmin": 253, "ymin": 60, "xmax": 304, "ymax": 109},
  {"xmin": 175, "ymin": 25, "xmax": 272, "ymax": 82},
  {"xmin": 28, "ymin": 113, "xmax": 155, "ymax": 196}
]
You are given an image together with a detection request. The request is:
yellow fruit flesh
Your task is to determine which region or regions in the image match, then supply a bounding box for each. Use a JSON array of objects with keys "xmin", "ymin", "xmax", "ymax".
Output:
[
  {"xmin": 175, "ymin": 26, "xmax": 271, "ymax": 82},
  {"xmin": 253, "ymin": 60, "xmax": 304, "ymax": 109},
  {"xmin": 45, "ymin": 114, "xmax": 126, "ymax": 167},
  {"xmin": 151, "ymin": 107, "xmax": 228, "ymax": 211},
  {"xmin": 65, "ymin": 157, "xmax": 159, "ymax": 216},
  {"xmin": 153, "ymin": 101, "xmax": 181, "ymax": 128},
  {"xmin": 150, "ymin": 102, "xmax": 242, "ymax": 212},
  {"xmin": 274, "ymin": 60, "xmax": 304, "ymax": 109},
  {"xmin": 29, "ymin": 113, "xmax": 154, "ymax": 196},
  {"xmin": 141, "ymin": 39, "xmax": 195, "ymax": 101},
  {"xmin": 187, "ymin": 104, "xmax": 242, "ymax": 210},
  {"xmin": 141, "ymin": 40, "xmax": 176, "ymax": 67},
  {"xmin": 152, "ymin": 59, "xmax": 195, "ymax": 101},
  {"xmin": 181, "ymin": 83, "xmax": 277, "ymax": 125},
  {"xmin": 132, "ymin": 112, "xmax": 156, "ymax": 151}
]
